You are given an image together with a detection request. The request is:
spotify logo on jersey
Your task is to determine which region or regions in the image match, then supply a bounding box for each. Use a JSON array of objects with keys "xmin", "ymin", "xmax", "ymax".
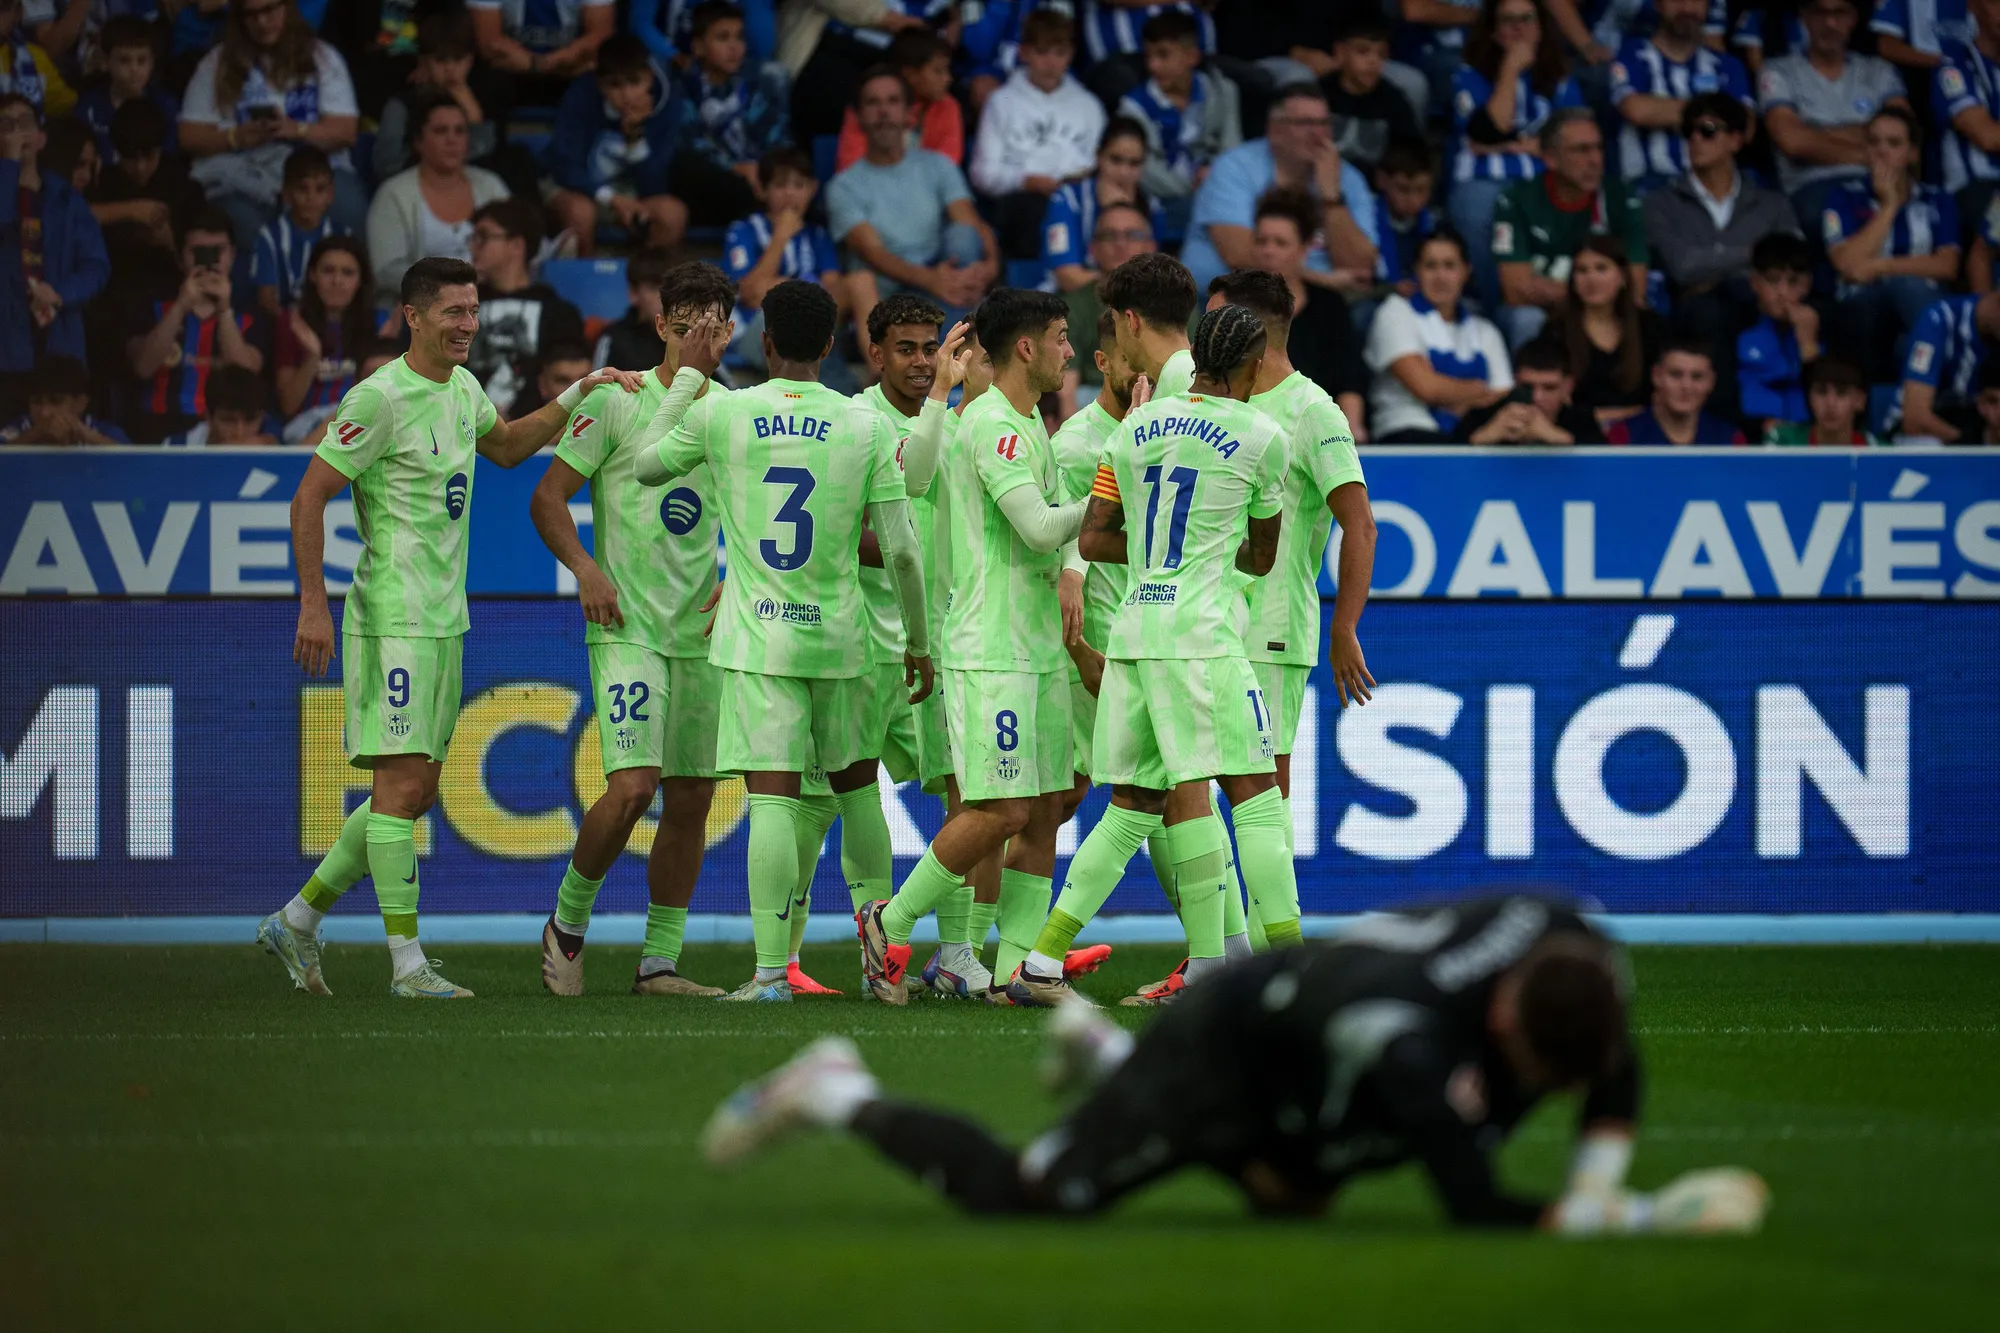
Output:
[
  {"xmin": 661, "ymin": 488, "xmax": 703, "ymax": 535},
  {"xmin": 445, "ymin": 472, "xmax": 468, "ymax": 520}
]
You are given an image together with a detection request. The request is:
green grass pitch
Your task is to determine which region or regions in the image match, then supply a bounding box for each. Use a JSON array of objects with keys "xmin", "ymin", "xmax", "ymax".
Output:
[{"xmin": 3, "ymin": 942, "xmax": 1996, "ymax": 1330}]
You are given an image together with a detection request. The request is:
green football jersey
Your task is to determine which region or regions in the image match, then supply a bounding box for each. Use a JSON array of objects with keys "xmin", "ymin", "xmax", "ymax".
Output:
[
  {"xmin": 555, "ymin": 369, "xmax": 720, "ymax": 659},
  {"xmin": 920, "ymin": 407, "xmax": 959, "ymax": 668},
  {"xmin": 1051, "ymin": 396, "xmax": 1127, "ymax": 654},
  {"xmin": 1243, "ymin": 373, "xmax": 1365, "ymax": 666},
  {"xmin": 943, "ymin": 389, "xmax": 1068, "ymax": 673},
  {"xmin": 315, "ymin": 356, "xmax": 498, "ymax": 637},
  {"xmin": 857, "ymin": 383, "xmax": 919, "ymax": 664},
  {"xmin": 1097, "ymin": 392, "xmax": 1288, "ymax": 660},
  {"xmin": 1155, "ymin": 348, "xmax": 1195, "ymax": 399},
  {"xmin": 652, "ymin": 377, "xmax": 902, "ymax": 679}
]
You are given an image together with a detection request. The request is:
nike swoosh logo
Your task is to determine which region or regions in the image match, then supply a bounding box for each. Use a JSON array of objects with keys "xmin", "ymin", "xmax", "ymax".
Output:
[
  {"xmin": 429, "ymin": 428, "xmax": 440, "ymax": 456},
  {"xmin": 402, "ymin": 867, "xmax": 418, "ymax": 883},
  {"xmin": 776, "ymin": 903, "xmax": 792, "ymax": 921},
  {"xmin": 794, "ymin": 893, "xmax": 809, "ymax": 908}
]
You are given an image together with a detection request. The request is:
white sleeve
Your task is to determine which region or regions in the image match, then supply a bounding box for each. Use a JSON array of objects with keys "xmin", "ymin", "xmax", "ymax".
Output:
[
  {"xmin": 902, "ymin": 397, "xmax": 951, "ymax": 498},
  {"xmin": 315, "ymin": 44, "xmax": 358, "ymax": 118},
  {"xmin": 995, "ymin": 482, "xmax": 1085, "ymax": 554},
  {"xmin": 181, "ymin": 51, "xmax": 223, "ymax": 126},
  {"xmin": 969, "ymin": 91, "xmax": 1022, "ymax": 196},
  {"xmin": 1364, "ymin": 300, "xmax": 1423, "ymax": 374},
  {"xmin": 868, "ymin": 498, "xmax": 930, "ymax": 657},
  {"xmin": 1482, "ymin": 321, "xmax": 1514, "ymax": 390}
]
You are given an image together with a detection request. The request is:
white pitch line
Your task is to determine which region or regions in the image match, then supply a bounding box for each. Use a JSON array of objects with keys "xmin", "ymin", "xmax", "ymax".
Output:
[{"xmin": 1634, "ymin": 1024, "xmax": 2000, "ymax": 1035}]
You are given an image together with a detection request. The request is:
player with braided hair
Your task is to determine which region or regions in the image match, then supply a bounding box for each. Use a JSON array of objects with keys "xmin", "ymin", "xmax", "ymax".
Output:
[
  {"xmin": 1205, "ymin": 268, "xmax": 1375, "ymax": 951},
  {"xmin": 1007, "ymin": 303, "xmax": 1294, "ymax": 1008}
]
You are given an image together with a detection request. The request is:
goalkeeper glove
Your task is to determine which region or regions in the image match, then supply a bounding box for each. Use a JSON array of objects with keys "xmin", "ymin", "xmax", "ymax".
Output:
[{"xmin": 1552, "ymin": 1167, "xmax": 1771, "ymax": 1236}]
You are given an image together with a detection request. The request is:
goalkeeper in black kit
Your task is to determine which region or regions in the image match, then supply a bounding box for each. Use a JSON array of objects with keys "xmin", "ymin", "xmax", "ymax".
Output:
[{"xmin": 702, "ymin": 894, "xmax": 1770, "ymax": 1235}]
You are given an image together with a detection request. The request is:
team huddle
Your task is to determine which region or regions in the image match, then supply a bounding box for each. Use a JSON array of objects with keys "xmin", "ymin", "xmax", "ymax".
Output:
[
  {"xmin": 250, "ymin": 249, "xmax": 1772, "ymax": 1235},
  {"xmin": 258, "ymin": 245, "xmax": 1378, "ymax": 1008}
]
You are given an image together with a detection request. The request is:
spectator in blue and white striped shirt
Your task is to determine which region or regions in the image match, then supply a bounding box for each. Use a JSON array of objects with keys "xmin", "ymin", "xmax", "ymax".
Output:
[
  {"xmin": 1077, "ymin": 0, "xmax": 1212, "ymax": 105},
  {"xmin": 1873, "ymin": 0, "xmax": 1976, "ymax": 72},
  {"xmin": 1899, "ymin": 289, "xmax": 2000, "ymax": 441},
  {"xmin": 1610, "ymin": 0, "xmax": 1753, "ymax": 192},
  {"xmin": 1447, "ymin": 0, "xmax": 1584, "ymax": 308},
  {"xmin": 249, "ymin": 144, "xmax": 344, "ymax": 317},
  {"xmin": 722, "ymin": 146, "xmax": 842, "ymax": 371},
  {"xmin": 1934, "ymin": 7, "xmax": 2000, "ymax": 202},
  {"xmin": 1822, "ymin": 106, "xmax": 1961, "ymax": 381}
]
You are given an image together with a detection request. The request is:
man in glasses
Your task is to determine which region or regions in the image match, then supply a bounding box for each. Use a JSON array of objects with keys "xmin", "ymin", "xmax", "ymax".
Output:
[
  {"xmin": 1643, "ymin": 92, "xmax": 1800, "ymax": 412},
  {"xmin": 464, "ymin": 196, "xmax": 585, "ymax": 412},
  {"xmin": 1059, "ymin": 201, "xmax": 1156, "ymax": 415},
  {"xmin": 1179, "ymin": 83, "xmax": 1379, "ymax": 295}
]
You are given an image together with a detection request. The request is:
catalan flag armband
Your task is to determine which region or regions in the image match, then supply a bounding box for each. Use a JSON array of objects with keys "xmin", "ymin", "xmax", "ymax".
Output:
[{"xmin": 1090, "ymin": 463, "xmax": 1121, "ymax": 502}]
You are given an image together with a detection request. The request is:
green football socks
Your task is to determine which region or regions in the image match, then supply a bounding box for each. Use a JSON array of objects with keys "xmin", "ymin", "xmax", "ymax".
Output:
[
  {"xmin": 795, "ymin": 795, "xmax": 838, "ymax": 953},
  {"xmin": 1165, "ymin": 815, "xmax": 1228, "ymax": 965},
  {"xmin": 367, "ymin": 812, "xmax": 420, "ymax": 940},
  {"xmin": 1234, "ymin": 787, "xmax": 1302, "ymax": 947},
  {"xmin": 1032, "ymin": 803, "xmax": 1161, "ymax": 962},
  {"xmin": 642, "ymin": 904, "xmax": 688, "ymax": 964},
  {"xmin": 967, "ymin": 898, "xmax": 1000, "ymax": 957},
  {"xmin": 554, "ymin": 862, "xmax": 605, "ymax": 934},
  {"xmin": 745, "ymin": 795, "xmax": 802, "ymax": 972},
  {"xmin": 936, "ymin": 877, "xmax": 973, "ymax": 945},
  {"xmin": 837, "ymin": 783, "xmax": 893, "ymax": 913},
  {"xmin": 302, "ymin": 803, "xmax": 371, "ymax": 911},
  {"xmin": 881, "ymin": 848, "xmax": 959, "ymax": 945},
  {"xmin": 993, "ymin": 869, "xmax": 1053, "ymax": 984}
]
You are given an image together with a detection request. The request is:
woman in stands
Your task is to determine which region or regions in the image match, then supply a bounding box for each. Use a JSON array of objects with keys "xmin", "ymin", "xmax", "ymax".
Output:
[
  {"xmin": 1364, "ymin": 230, "xmax": 1513, "ymax": 444},
  {"xmin": 275, "ymin": 235, "xmax": 379, "ymax": 436},
  {"xmin": 365, "ymin": 90, "xmax": 510, "ymax": 298},
  {"xmin": 1040, "ymin": 116, "xmax": 1164, "ymax": 292},
  {"xmin": 1551, "ymin": 236, "xmax": 1663, "ymax": 430},
  {"xmin": 178, "ymin": 0, "xmax": 363, "ymax": 245}
]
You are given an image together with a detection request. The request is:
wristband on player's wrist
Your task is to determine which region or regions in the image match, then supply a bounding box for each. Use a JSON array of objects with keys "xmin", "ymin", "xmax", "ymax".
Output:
[{"xmin": 557, "ymin": 378, "xmax": 592, "ymax": 411}]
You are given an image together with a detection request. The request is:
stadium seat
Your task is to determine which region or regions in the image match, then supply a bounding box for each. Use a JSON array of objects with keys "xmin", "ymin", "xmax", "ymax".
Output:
[{"xmin": 541, "ymin": 258, "xmax": 632, "ymax": 325}]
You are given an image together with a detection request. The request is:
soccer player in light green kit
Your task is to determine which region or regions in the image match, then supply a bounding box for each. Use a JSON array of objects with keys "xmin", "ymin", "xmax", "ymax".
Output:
[
  {"xmin": 259, "ymin": 257, "xmax": 645, "ymax": 998},
  {"xmin": 1097, "ymin": 251, "xmax": 1258, "ymax": 982},
  {"xmin": 858, "ymin": 289, "xmax": 1086, "ymax": 1004},
  {"xmin": 852, "ymin": 294, "xmax": 990, "ymax": 995},
  {"xmin": 528, "ymin": 261, "xmax": 741, "ymax": 999},
  {"xmin": 637, "ymin": 279, "xmax": 933, "ymax": 1003},
  {"xmin": 1206, "ymin": 269, "xmax": 1377, "ymax": 945},
  {"xmin": 1010, "ymin": 304, "xmax": 1289, "ymax": 1008}
]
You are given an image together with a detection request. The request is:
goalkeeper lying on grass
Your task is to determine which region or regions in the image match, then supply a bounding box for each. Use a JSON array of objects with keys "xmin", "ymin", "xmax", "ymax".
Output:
[{"xmin": 705, "ymin": 894, "xmax": 1769, "ymax": 1234}]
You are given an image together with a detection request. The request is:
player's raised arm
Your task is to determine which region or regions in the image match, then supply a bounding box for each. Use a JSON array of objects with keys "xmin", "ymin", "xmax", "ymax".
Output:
[
  {"xmin": 904, "ymin": 320, "xmax": 972, "ymax": 498},
  {"xmin": 477, "ymin": 367, "xmax": 648, "ymax": 467},
  {"xmin": 289, "ymin": 455, "xmax": 350, "ymax": 677}
]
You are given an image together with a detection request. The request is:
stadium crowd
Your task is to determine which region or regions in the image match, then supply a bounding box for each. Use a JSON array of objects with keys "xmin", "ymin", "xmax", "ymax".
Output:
[{"xmin": 4, "ymin": 0, "xmax": 2000, "ymax": 448}]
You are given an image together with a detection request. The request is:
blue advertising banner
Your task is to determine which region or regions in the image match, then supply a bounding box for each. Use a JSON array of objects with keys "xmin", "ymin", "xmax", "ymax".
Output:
[
  {"xmin": 6, "ymin": 448, "xmax": 1998, "ymax": 600},
  {"xmin": 4, "ymin": 599, "xmax": 1993, "ymax": 920}
]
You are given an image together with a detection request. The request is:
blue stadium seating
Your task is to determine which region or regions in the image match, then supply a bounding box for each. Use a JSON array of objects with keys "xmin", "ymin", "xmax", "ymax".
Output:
[{"xmin": 540, "ymin": 258, "xmax": 632, "ymax": 325}]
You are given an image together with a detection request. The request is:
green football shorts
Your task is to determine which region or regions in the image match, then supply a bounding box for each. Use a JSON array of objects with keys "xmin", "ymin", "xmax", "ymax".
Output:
[
  {"xmin": 717, "ymin": 669, "xmax": 878, "ymax": 776},
  {"xmin": 865, "ymin": 660, "xmax": 923, "ymax": 787},
  {"xmin": 588, "ymin": 642, "xmax": 722, "ymax": 777},
  {"xmin": 1093, "ymin": 656, "xmax": 1275, "ymax": 790},
  {"xmin": 342, "ymin": 633, "xmax": 462, "ymax": 767},
  {"xmin": 913, "ymin": 680, "xmax": 952, "ymax": 794},
  {"xmin": 943, "ymin": 667, "xmax": 1071, "ymax": 802},
  {"xmin": 1251, "ymin": 660, "xmax": 1310, "ymax": 757},
  {"xmin": 1069, "ymin": 676, "xmax": 1100, "ymax": 780}
]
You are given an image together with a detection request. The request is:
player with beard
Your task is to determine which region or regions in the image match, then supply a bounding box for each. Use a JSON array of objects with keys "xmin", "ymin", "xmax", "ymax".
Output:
[
  {"xmin": 261, "ymin": 257, "xmax": 644, "ymax": 999},
  {"xmin": 858, "ymin": 288, "xmax": 1085, "ymax": 1003}
]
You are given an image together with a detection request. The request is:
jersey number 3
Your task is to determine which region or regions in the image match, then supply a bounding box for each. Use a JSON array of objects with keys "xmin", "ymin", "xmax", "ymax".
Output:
[{"xmin": 761, "ymin": 466, "xmax": 816, "ymax": 570}]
